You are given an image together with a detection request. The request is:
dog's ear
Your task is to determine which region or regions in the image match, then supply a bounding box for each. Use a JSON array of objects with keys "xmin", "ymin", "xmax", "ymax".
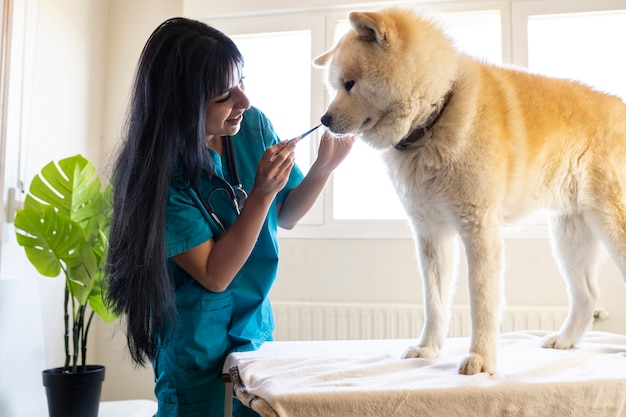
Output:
[
  {"xmin": 349, "ymin": 11, "xmax": 389, "ymax": 47},
  {"xmin": 313, "ymin": 50, "xmax": 332, "ymax": 67}
]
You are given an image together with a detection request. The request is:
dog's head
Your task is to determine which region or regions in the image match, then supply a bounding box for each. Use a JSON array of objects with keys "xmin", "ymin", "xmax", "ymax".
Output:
[{"xmin": 314, "ymin": 7, "xmax": 458, "ymax": 150}]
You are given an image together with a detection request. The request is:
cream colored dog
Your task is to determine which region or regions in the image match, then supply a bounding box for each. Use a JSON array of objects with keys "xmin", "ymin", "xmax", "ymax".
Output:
[{"xmin": 314, "ymin": 7, "xmax": 626, "ymax": 375}]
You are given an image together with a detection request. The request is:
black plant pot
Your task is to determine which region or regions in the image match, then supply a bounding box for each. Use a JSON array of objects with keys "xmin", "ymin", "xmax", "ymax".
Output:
[{"xmin": 42, "ymin": 365, "xmax": 105, "ymax": 417}]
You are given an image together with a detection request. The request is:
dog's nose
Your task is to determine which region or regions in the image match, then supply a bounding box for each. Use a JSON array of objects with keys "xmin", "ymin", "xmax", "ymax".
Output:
[{"xmin": 320, "ymin": 113, "xmax": 332, "ymax": 127}]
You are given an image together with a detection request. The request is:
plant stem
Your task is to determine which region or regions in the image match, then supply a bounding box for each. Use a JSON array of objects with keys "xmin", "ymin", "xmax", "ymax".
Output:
[
  {"xmin": 82, "ymin": 309, "xmax": 95, "ymax": 371},
  {"xmin": 63, "ymin": 287, "xmax": 70, "ymax": 372},
  {"xmin": 72, "ymin": 301, "xmax": 84, "ymax": 373}
]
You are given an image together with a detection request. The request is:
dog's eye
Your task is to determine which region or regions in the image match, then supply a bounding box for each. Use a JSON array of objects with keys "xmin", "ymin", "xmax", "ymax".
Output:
[{"xmin": 344, "ymin": 80, "xmax": 355, "ymax": 92}]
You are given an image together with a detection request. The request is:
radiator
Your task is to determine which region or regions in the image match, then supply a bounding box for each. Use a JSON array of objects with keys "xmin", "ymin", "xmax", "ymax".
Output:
[{"xmin": 271, "ymin": 301, "xmax": 573, "ymax": 341}]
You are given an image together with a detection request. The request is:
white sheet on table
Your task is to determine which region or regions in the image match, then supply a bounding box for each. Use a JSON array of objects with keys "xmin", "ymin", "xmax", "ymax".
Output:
[{"xmin": 225, "ymin": 331, "xmax": 626, "ymax": 417}]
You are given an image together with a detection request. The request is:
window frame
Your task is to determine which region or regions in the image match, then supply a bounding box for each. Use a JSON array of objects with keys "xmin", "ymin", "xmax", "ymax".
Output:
[{"xmin": 201, "ymin": 0, "xmax": 626, "ymax": 240}]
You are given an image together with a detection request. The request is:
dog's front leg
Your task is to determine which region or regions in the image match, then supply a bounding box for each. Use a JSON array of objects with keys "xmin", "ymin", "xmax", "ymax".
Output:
[
  {"xmin": 458, "ymin": 226, "xmax": 503, "ymax": 375},
  {"xmin": 402, "ymin": 227, "xmax": 458, "ymax": 360}
]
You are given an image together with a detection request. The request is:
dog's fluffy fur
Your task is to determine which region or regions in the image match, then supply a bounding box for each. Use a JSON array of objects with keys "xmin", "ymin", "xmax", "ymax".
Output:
[{"xmin": 314, "ymin": 7, "xmax": 626, "ymax": 375}]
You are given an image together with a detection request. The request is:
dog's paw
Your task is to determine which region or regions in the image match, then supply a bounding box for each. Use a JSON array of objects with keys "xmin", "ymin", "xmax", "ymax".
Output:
[
  {"xmin": 401, "ymin": 345, "xmax": 440, "ymax": 359},
  {"xmin": 458, "ymin": 353, "xmax": 494, "ymax": 375},
  {"xmin": 541, "ymin": 333, "xmax": 576, "ymax": 350}
]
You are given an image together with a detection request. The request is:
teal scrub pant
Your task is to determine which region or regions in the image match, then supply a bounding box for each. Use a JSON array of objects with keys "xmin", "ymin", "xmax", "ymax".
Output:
[
  {"xmin": 154, "ymin": 290, "xmax": 263, "ymax": 417},
  {"xmin": 155, "ymin": 375, "xmax": 260, "ymax": 417},
  {"xmin": 233, "ymin": 397, "xmax": 262, "ymax": 417}
]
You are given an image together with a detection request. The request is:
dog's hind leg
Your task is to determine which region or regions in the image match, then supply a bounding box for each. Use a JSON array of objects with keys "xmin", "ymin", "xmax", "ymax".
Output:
[
  {"xmin": 542, "ymin": 212, "xmax": 602, "ymax": 349},
  {"xmin": 586, "ymin": 193, "xmax": 626, "ymax": 284},
  {"xmin": 402, "ymin": 226, "xmax": 458, "ymax": 360}
]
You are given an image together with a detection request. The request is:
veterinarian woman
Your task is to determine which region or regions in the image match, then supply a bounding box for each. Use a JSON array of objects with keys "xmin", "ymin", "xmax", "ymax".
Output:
[{"xmin": 105, "ymin": 17, "xmax": 353, "ymax": 417}]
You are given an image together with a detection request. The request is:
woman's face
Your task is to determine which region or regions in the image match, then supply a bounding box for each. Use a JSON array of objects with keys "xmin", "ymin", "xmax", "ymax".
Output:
[{"xmin": 205, "ymin": 72, "xmax": 250, "ymax": 142}]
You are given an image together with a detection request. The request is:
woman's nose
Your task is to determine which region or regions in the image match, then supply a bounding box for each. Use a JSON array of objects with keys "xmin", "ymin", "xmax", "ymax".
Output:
[{"xmin": 233, "ymin": 86, "xmax": 251, "ymax": 110}]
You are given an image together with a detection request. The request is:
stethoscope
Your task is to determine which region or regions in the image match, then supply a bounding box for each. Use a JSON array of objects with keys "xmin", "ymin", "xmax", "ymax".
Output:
[{"xmin": 196, "ymin": 136, "xmax": 248, "ymax": 234}]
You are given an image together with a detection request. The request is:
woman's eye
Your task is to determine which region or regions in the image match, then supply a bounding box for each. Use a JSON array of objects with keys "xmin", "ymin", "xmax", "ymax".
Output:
[
  {"xmin": 215, "ymin": 92, "xmax": 232, "ymax": 103},
  {"xmin": 344, "ymin": 80, "xmax": 355, "ymax": 92}
]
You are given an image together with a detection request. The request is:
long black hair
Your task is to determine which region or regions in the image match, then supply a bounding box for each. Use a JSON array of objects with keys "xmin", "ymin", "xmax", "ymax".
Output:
[{"xmin": 106, "ymin": 17, "xmax": 244, "ymax": 365}]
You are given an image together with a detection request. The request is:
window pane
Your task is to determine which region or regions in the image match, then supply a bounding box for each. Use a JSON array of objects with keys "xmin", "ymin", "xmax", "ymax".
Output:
[
  {"xmin": 439, "ymin": 9, "xmax": 502, "ymax": 65},
  {"xmin": 528, "ymin": 10, "xmax": 626, "ymax": 100},
  {"xmin": 332, "ymin": 11, "xmax": 501, "ymax": 220},
  {"xmin": 232, "ymin": 31, "xmax": 312, "ymax": 170},
  {"xmin": 333, "ymin": 140, "xmax": 407, "ymax": 220}
]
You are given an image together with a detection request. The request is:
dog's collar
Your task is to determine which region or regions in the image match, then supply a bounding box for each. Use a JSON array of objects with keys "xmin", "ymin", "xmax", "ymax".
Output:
[{"xmin": 394, "ymin": 89, "xmax": 454, "ymax": 151}]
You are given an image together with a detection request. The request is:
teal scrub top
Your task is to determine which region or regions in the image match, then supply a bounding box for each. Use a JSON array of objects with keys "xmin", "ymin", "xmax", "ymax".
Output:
[{"xmin": 155, "ymin": 107, "xmax": 304, "ymax": 415}]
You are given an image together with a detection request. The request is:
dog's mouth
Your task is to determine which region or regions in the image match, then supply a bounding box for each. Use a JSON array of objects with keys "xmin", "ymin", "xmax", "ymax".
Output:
[
  {"xmin": 358, "ymin": 116, "xmax": 379, "ymax": 133},
  {"xmin": 320, "ymin": 113, "xmax": 374, "ymax": 135}
]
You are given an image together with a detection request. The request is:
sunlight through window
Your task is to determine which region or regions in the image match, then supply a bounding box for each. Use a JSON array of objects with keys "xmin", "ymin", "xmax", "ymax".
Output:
[
  {"xmin": 528, "ymin": 10, "xmax": 626, "ymax": 100},
  {"xmin": 232, "ymin": 31, "xmax": 313, "ymax": 171}
]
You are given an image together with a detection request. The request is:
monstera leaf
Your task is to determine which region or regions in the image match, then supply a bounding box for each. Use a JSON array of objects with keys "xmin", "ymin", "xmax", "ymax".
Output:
[
  {"xmin": 87, "ymin": 262, "xmax": 117, "ymax": 323},
  {"xmin": 14, "ymin": 155, "xmax": 103, "ymax": 302},
  {"xmin": 14, "ymin": 204, "xmax": 95, "ymax": 305},
  {"xmin": 14, "ymin": 154, "xmax": 117, "ymax": 372},
  {"xmin": 26, "ymin": 155, "xmax": 103, "ymax": 225}
]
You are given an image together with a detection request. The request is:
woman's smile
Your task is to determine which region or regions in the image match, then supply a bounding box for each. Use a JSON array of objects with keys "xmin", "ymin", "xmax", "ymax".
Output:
[{"xmin": 227, "ymin": 112, "xmax": 244, "ymax": 125}]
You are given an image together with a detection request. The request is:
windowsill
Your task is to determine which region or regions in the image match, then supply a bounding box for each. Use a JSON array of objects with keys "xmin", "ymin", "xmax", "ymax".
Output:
[{"xmin": 279, "ymin": 221, "xmax": 550, "ymax": 240}]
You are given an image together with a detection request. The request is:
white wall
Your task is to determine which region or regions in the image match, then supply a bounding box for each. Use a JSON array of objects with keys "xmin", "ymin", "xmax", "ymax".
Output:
[{"xmin": 275, "ymin": 238, "xmax": 624, "ymax": 317}]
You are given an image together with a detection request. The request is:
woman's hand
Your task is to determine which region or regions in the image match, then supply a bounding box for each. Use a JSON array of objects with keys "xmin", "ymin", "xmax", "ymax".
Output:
[
  {"xmin": 312, "ymin": 131, "xmax": 355, "ymax": 174},
  {"xmin": 277, "ymin": 130, "xmax": 355, "ymax": 229},
  {"xmin": 250, "ymin": 141, "xmax": 297, "ymax": 199}
]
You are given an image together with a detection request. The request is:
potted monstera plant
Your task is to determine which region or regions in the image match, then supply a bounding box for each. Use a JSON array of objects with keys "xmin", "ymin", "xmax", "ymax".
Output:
[{"xmin": 14, "ymin": 154, "xmax": 118, "ymax": 417}]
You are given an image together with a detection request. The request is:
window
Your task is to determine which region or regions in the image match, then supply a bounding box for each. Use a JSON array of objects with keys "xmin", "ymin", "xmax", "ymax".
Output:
[
  {"xmin": 232, "ymin": 30, "xmax": 313, "ymax": 170},
  {"xmin": 1, "ymin": 0, "xmax": 35, "ymax": 274},
  {"xmin": 205, "ymin": 0, "xmax": 626, "ymax": 239},
  {"xmin": 526, "ymin": 10, "xmax": 626, "ymax": 101}
]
